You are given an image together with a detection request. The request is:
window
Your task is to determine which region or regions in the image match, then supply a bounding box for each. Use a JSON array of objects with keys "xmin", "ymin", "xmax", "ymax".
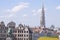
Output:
[
  {"xmin": 24, "ymin": 38, "xmax": 25, "ymax": 40},
  {"xmin": 5, "ymin": 27, "xmax": 7, "ymax": 29},
  {"xmin": 27, "ymin": 31, "xmax": 28, "ymax": 33},
  {"xmin": 22, "ymin": 31, "xmax": 23, "ymax": 33},
  {"xmin": 0, "ymin": 30, "xmax": 2, "ymax": 33},
  {"xmin": 18, "ymin": 30, "xmax": 23, "ymax": 33},
  {"xmin": 26, "ymin": 38, "xmax": 28, "ymax": 40},
  {"xmin": 14, "ymin": 34, "xmax": 16, "ymax": 37},
  {"xmin": 24, "ymin": 31, "xmax": 26, "ymax": 33},
  {"xmin": 18, "ymin": 38, "xmax": 23, "ymax": 40},
  {"xmin": 24, "ymin": 38, "xmax": 28, "ymax": 40},
  {"xmin": 27, "ymin": 35, "xmax": 28, "ymax": 37},
  {"xmin": 4, "ymin": 30, "xmax": 6, "ymax": 33},
  {"xmin": 24, "ymin": 35, "xmax": 26, "ymax": 37},
  {"xmin": 0, "ymin": 34, "xmax": 6, "ymax": 37},
  {"xmin": 18, "ymin": 34, "xmax": 23, "ymax": 37},
  {"xmin": 13, "ymin": 30, "xmax": 17, "ymax": 33},
  {"xmin": 1, "ymin": 27, "xmax": 4, "ymax": 29},
  {"xmin": 24, "ymin": 31, "xmax": 28, "ymax": 33},
  {"xmin": 24, "ymin": 34, "xmax": 28, "ymax": 37}
]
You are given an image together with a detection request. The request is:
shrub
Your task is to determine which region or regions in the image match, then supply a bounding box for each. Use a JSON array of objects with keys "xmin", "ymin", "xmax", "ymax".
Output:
[{"xmin": 38, "ymin": 37, "xmax": 58, "ymax": 40}]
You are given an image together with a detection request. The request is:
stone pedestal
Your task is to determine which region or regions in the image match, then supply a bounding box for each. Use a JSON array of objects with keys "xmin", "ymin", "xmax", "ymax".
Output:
[{"xmin": 6, "ymin": 37, "xmax": 12, "ymax": 40}]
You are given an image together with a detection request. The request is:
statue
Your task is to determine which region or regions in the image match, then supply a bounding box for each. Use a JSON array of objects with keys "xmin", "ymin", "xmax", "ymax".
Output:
[
  {"xmin": 7, "ymin": 28, "xmax": 11, "ymax": 34},
  {"xmin": 7, "ymin": 28, "xmax": 12, "ymax": 37},
  {"xmin": 6, "ymin": 28, "xmax": 14, "ymax": 40}
]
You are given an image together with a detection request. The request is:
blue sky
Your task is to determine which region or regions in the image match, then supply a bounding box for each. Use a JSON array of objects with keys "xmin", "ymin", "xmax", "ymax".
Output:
[{"xmin": 0, "ymin": 0, "xmax": 60, "ymax": 28}]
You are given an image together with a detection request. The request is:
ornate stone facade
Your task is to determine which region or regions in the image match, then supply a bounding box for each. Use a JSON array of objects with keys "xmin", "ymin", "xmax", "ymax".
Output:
[{"xmin": 0, "ymin": 21, "xmax": 32, "ymax": 40}]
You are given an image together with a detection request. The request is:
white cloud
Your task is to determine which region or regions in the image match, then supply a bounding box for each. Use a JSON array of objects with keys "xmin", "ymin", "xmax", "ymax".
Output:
[
  {"xmin": 0, "ymin": 12, "xmax": 16, "ymax": 18},
  {"xmin": 32, "ymin": 10, "xmax": 36, "ymax": 13},
  {"xmin": 56, "ymin": 6, "xmax": 60, "ymax": 10},
  {"xmin": 8, "ymin": 14, "xmax": 17, "ymax": 18},
  {"xmin": 33, "ymin": 13, "xmax": 37, "ymax": 16},
  {"xmin": 22, "ymin": 14, "xmax": 28, "ymax": 17},
  {"xmin": 7, "ymin": 2, "xmax": 29, "ymax": 13},
  {"xmin": 32, "ymin": 10, "xmax": 37, "ymax": 16},
  {"xmin": 0, "ymin": 16, "xmax": 7, "ymax": 18},
  {"xmin": 2, "ymin": 2, "xmax": 29, "ymax": 18},
  {"xmin": 11, "ymin": 3, "xmax": 29, "ymax": 13},
  {"xmin": 37, "ymin": 9, "xmax": 41, "ymax": 13},
  {"xmin": 32, "ymin": 8, "xmax": 47, "ymax": 16}
]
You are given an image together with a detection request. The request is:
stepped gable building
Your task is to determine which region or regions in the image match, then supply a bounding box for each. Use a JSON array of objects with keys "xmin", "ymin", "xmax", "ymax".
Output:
[
  {"xmin": 12, "ymin": 24, "xmax": 32, "ymax": 40},
  {"xmin": 0, "ymin": 21, "xmax": 8, "ymax": 40},
  {"xmin": 0, "ymin": 21, "xmax": 32, "ymax": 40}
]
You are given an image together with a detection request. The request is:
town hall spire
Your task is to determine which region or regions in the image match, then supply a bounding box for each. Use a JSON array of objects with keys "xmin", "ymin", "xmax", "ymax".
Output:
[{"xmin": 40, "ymin": 0, "xmax": 45, "ymax": 28}]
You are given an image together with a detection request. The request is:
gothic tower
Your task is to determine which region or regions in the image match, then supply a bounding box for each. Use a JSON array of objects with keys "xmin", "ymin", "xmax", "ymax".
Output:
[{"xmin": 40, "ymin": 2, "xmax": 45, "ymax": 28}]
